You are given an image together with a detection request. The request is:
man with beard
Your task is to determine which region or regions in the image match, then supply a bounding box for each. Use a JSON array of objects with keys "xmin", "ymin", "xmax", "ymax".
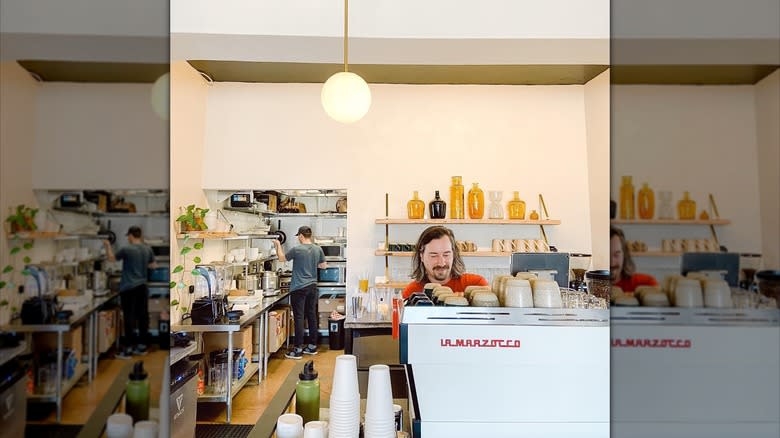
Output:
[
  {"xmin": 610, "ymin": 226, "xmax": 657, "ymax": 292},
  {"xmin": 402, "ymin": 226, "xmax": 488, "ymax": 298}
]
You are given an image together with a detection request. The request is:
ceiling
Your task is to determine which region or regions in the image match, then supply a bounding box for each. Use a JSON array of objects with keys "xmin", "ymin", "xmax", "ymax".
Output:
[
  {"xmin": 611, "ymin": 65, "xmax": 778, "ymax": 85},
  {"xmin": 188, "ymin": 61, "xmax": 609, "ymax": 85},
  {"xmin": 16, "ymin": 60, "xmax": 168, "ymax": 83}
]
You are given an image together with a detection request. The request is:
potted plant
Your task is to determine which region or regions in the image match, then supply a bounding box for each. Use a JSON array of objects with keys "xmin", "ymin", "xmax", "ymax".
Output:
[
  {"xmin": 176, "ymin": 205, "xmax": 209, "ymax": 232},
  {"xmin": 5, "ymin": 205, "xmax": 39, "ymax": 233}
]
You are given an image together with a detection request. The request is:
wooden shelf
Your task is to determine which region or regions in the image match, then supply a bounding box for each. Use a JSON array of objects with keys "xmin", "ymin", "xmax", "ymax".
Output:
[
  {"xmin": 376, "ymin": 281, "xmax": 410, "ymax": 289},
  {"xmin": 5, "ymin": 231, "xmax": 65, "ymax": 239},
  {"xmin": 375, "ymin": 218, "xmax": 560, "ymax": 225},
  {"xmin": 176, "ymin": 231, "xmax": 238, "ymax": 239},
  {"xmin": 376, "ymin": 250, "xmax": 544, "ymax": 257},
  {"xmin": 630, "ymin": 251, "xmax": 683, "ymax": 257},
  {"xmin": 611, "ymin": 219, "xmax": 730, "ymax": 225}
]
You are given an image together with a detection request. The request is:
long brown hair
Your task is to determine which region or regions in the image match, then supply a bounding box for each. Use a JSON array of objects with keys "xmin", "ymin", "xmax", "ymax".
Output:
[
  {"xmin": 611, "ymin": 226, "xmax": 635, "ymax": 279},
  {"xmin": 411, "ymin": 226, "xmax": 466, "ymax": 283}
]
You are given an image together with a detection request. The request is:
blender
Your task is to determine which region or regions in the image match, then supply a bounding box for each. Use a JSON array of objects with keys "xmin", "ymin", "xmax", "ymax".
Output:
[
  {"xmin": 569, "ymin": 253, "xmax": 591, "ymax": 291},
  {"xmin": 739, "ymin": 253, "xmax": 762, "ymax": 291}
]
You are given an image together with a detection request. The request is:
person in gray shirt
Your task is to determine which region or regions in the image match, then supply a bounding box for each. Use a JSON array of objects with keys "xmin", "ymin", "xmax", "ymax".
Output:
[
  {"xmin": 103, "ymin": 226, "xmax": 156, "ymax": 358},
  {"xmin": 273, "ymin": 226, "xmax": 327, "ymax": 359}
]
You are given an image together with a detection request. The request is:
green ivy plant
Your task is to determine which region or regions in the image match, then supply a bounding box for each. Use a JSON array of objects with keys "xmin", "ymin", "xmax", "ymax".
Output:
[
  {"xmin": 5, "ymin": 205, "xmax": 39, "ymax": 233},
  {"xmin": 170, "ymin": 234, "xmax": 204, "ymax": 318},
  {"xmin": 175, "ymin": 205, "xmax": 209, "ymax": 232},
  {"xmin": 0, "ymin": 235, "xmax": 35, "ymax": 317}
]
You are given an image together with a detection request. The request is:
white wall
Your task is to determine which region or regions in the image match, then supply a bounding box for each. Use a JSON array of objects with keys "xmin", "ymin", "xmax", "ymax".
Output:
[
  {"xmin": 754, "ymin": 70, "xmax": 780, "ymax": 268},
  {"xmin": 32, "ymin": 83, "xmax": 168, "ymax": 189},
  {"xmin": 584, "ymin": 70, "xmax": 611, "ymax": 269},
  {"xmin": 611, "ymin": 84, "xmax": 768, "ymax": 278},
  {"xmin": 169, "ymin": 61, "xmax": 210, "ymax": 322},
  {"xmin": 172, "ymin": 81, "xmax": 608, "ymax": 305}
]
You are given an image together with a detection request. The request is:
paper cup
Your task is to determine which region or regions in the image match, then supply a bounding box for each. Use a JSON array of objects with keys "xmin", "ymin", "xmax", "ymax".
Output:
[
  {"xmin": 277, "ymin": 413, "xmax": 304, "ymax": 438},
  {"xmin": 132, "ymin": 421, "xmax": 158, "ymax": 438},
  {"xmin": 366, "ymin": 365, "xmax": 394, "ymax": 421},
  {"xmin": 106, "ymin": 413, "xmax": 134, "ymax": 438},
  {"xmin": 304, "ymin": 421, "xmax": 328, "ymax": 438},
  {"xmin": 331, "ymin": 355, "xmax": 359, "ymax": 400}
]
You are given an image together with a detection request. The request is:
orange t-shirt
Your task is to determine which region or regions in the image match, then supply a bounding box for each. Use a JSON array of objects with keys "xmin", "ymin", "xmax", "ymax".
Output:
[
  {"xmin": 614, "ymin": 273, "xmax": 658, "ymax": 292},
  {"xmin": 402, "ymin": 273, "xmax": 489, "ymax": 299}
]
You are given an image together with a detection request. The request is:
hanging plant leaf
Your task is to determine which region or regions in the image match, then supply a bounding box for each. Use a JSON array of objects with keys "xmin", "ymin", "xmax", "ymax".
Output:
[
  {"xmin": 181, "ymin": 307, "xmax": 188, "ymax": 312},
  {"xmin": 0, "ymin": 300, "xmax": 8, "ymax": 306},
  {"xmin": 169, "ymin": 281, "xmax": 177, "ymax": 289},
  {"xmin": 177, "ymin": 282, "xmax": 186, "ymax": 289},
  {"xmin": 0, "ymin": 281, "xmax": 6, "ymax": 289},
  {"xmin": 171, "ymin": 299, "xmax": 179, "ymax": 307},
  {"xmin": 172, "ymin": 265, "xmax": 184, "ymax": 274},
  {"xmin": 23, "ymin": 242, "xmax": 34, "ymax": 250},
  {"xmin": 193, "ymin": 242, "xmax": 203, "ymax": 250},
  {"xmin": 180, "ymin": 247, "xmax": 192, "ymax": 256},
  {"xmin": 23, "ymin": 256, "xmax": 31, "ymax": 264},
  {"xmin": 193, "ymin": 256, "xmax": 201, "ymax": 264},
  {"xmin": 183, "ymin": 234, "xmax": 190, "ymax": 243},
  {"xmin": 191, "ymin": 269, "xmax": 201, "ymax": 276},
  {"xmin": 175, "ymin": 214, "xmax": 188, "ymax": 222},
  {"xmin": 10, "ymin": 247, "xmax": 21, "ymax": 255},
  {"xmin": 21, "ymin": 269, "xmax": 31, "ymax": 276},
  {"xmin": 2, "ymin": 265, "xmax": 12, "ymax": 274}
]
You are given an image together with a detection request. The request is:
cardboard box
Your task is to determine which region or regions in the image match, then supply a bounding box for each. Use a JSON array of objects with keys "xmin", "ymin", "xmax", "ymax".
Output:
[
  {"xmin": 318, "ymin": 312, "xmax": 331, "ymax": 331},
  {"xmin": 97, "ymin": 309, "xmax": 117, "ymax": 353},
  {"xmin": 34, "ymin": 325, "xmax": 83, "ymax": 362},
  {"xmin": 267, "ymin": 307, "xmax": 289, "ymax": 353},
  {"xmin": 203, "ymin": 325, "xmax": 253, "ymax": 358},
  {"xmin": 318, "ymin": 297, "xmax": 345, "ymax": 314},
  {"xmin": 148, "ymin": 297, "xmax": 167, "ymax": 314}
]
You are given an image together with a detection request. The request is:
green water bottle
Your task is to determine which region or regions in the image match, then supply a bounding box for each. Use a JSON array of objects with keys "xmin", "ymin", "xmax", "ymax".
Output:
[
  {"xmin": 295, "ymin": 360, "xmax": 320, "ymax": 424},
  {"xmin": 126, "ymin": 361, "xmax": 150, "ymax": 422}
]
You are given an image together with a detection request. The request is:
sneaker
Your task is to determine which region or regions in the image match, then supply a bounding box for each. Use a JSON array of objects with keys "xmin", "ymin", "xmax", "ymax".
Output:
[
  {"xmin": 303, "ymin": 345, "xmax": 318, "ymax": 355},
  {"xmin": 116, "ymin": 348, "xmax": 133, "ymax": 360},
  {"xmin": 285, "ymin": 348, "xmax": 303, "ymax": 360},
  {"xmin": 133, "ymin": 344, "xmax": 148, "ymax": 356}
]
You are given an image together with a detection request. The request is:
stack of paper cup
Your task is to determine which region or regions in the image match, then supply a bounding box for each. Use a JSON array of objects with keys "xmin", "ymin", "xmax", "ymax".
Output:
[
  {"xmin": 329, "ymin": 355, "xmax": 360, "ymax": 438},
  {"xmin": 304, "ymin": 420, "xmax": 329, "ymax": 438},
  {"xmin": 277, "ymin": 413, "xmax": 304, "ymax": 438},
  {"xmin": 364, "ymin": 365, "xmax": 395, "ymax": 438},
  {"xmin": 132, "ymin": 421, "xmax": 158, "ymax": 438},
  {"xmin": 106, "ymin": 413, "xmax": 134, "ymax": 438}
]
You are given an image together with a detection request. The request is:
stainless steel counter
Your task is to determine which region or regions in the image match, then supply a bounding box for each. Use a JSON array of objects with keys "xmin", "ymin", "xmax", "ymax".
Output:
[{"xmin": 611, "ymin": 307, "xmax": 779, "ymax": 326}]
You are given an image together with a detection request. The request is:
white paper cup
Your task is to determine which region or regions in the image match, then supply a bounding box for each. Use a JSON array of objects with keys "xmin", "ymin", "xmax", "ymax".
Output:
[
  {"xmin": 304, "ymin": 421, "xmax": 329, "ymax": 438},
  {"xmin": 331, "ymin": 355, "xmax": 359, "ymax": 400},
  {"xmin": 366, "ymin": 365, "xmax": 394, "ymax": 421},
  {"xmin": 132, "ymin": 421, "xmax": 158, "ymax": 438},
  {"xmin": 106, "ymin": 413, "xmax": 133, "ymax": 438},
  {"xmin": 277, "ymin": 413, "xmax": 304, "ymax": 438}
]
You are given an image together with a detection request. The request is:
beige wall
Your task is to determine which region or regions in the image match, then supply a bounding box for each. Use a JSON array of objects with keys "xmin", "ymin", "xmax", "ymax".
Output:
[
  {"xmin": 584, "ymin": 70, "xmax": 611, "ymax": 269},
  {"xmin": 754, "ymin": 69, "xmax": 780, "ymax": 268}
]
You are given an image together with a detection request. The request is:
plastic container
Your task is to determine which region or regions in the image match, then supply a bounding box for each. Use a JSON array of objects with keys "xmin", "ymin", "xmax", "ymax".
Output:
[
  {"xmin": 295, "ymin": 361, "xmax": 320, "ymax": 425},
  {"xmin": 126, "ymin": 361, "xmax": 150, "ymax": 422}
]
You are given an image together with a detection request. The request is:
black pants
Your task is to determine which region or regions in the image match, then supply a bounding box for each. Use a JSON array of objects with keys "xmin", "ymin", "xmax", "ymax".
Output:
[
  {"xmin": 120, "ymin": 284, "xmax": 149, "ymax": 347},
  {"xmin": 290, "ymin": 283, "xmax": 319, "ymax": 348}
]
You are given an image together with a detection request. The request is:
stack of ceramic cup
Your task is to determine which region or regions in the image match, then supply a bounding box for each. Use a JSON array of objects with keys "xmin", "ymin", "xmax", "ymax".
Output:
[
  {"xmin": 504, "ymin": 279, "xmax": 533, "ymax": 307},
  {"xmin": 329, "ymin": 355, "xmax": 360, "ymax": 437},
  {"xmin": 303, "ymin": 421, "xmax": 329, "ymax": 438},
  {"xmin": 106, "ymin": 414, "xmax": 134, "ymax": 438},
  {"xmin": 276, "ymin": 413, "xmax": 304, "ymax": 438},
  {"xmin": 364, "ymin": 365, "xmax": 396, "ymax": 438}
]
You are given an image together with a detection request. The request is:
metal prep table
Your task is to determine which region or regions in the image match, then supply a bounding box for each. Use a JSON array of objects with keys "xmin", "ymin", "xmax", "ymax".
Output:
[
  {"xmin": 0, "ymin": 291, "xmax": 119, "ymax": 422},
  {"xmin": 171, "ymin": 291, "xmax": 289, "ymax": 423},
  {"xmin": 401, "ymin": 306, "xmax": 611, "ymax": 437},
  {"xmin": 611, "ymin": 306, "xmax": 780, "ymax": 438}
]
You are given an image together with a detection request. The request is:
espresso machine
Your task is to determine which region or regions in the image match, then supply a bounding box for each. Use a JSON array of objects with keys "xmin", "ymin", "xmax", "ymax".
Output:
[{"xmin": 510, "ymin": 252, "xmax": 570, "ymax": 287}]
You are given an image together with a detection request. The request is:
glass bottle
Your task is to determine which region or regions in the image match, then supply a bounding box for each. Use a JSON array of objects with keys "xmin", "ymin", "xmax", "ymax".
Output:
[
  {"xmin": 619, "ymin": 176, "xmax": 635, "ymax": 220},
  {"xmin": 657, "ymin": 191, "xmax": 673, "ymax": 219},
  {"xmin": 529, "ymin": 210, "xmax": 540, "ymax": 220},
  {"xmin": 488, "ymin": 191, "xmax": 503, "ymax": 219},
  {"xmin": 406, "ymin": 191, "xmax": 425, "ymax": 219},
  {"xmin": 449, "ymin": 176, "xmax": 464, "ymax": 219},
  {"xmin": 467, "ymin": 183, "xmax": 485, "ymax": 219},
  {"xmin": 507, "ymin": 191, "xmax": 526, "ymax": 220},
  {"xmin": 637, "ymin": 183, "xmax": 655, "ymax": 219},
  {"xmin": 295, "ymin": 360, "xmax": 320, "ymax": 425},
  {"xmin": 678, "ymin": 191, "xmax": 696, "ymax": 220},
  {"xmin": 429, "ymin": 191, "xmax": 447, "ymax": 219}
]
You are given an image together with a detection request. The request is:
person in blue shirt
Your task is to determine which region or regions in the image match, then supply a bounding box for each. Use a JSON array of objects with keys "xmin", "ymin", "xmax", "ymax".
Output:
[
  {"xmin": 103, "ymin": 226, "xmax": 156, "ymax": 358},
  {"xmin": 273, "ymin": 226, "xmax": 327, "ymax": 359}
]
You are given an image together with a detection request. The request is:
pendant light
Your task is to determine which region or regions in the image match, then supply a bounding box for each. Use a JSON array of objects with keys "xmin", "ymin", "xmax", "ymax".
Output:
[{"xmin": 321, "ymin": 0, "xmax": 371, "ymax": 123}]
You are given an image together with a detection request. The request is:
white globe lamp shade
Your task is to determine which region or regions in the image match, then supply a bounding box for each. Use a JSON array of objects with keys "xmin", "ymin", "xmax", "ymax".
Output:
[
  {"xmin": 321, "ymin": 71, "xmax": 371, "ymax": 123},
  {"xmin": 151, "ymin": 72, "xmax": 169, "ymax": 120}
]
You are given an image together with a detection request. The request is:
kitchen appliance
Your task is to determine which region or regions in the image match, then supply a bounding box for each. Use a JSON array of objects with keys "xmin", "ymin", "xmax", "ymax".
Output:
[
  {"xmin": 401, "ymin": 306, "xmax": 609, "ymax": 437},
  {"xmin": 510, "ymin": 252, "xmax": 570, "ymax": 288},
  {"xmin": 569, "ymin": 253, "xmax": 591, "ymax": 291},
  {"xmin": 260, "ymin": 270, "xmax": 278, "ymax": 294},
  {"xmin": 611, "ymin": 306, "xmax": 779, "ymax": 438},
  {"xmin": 189, "ymin": 265, "xmax": 227, "ymax": 325},
  {"xmin": 21, "ymin": 265, "xmax": 59, "ymax": 324},
  {"xmin": 58, "ymin": 192, "xmax": 82, "ymax": 208},
  {"xmin": 318, "ymin": 261, "xmax": 346, "ymax": 285},
  {"xmin": 253, "ymin": 191, "xmax": 278, "ymax": 212},
  {"xmin": 170, "ymin": 358, "xmax": 198, "ymax": 438},
  {"xmin": 336, "ymin": 197, "xmax": 348, "ymax": 213},
  {"xmin": 0, "ymin": 359, "xmax": 27, "ymax": 438},
  {"xmin": 235, "ymin": 273, "xmax": 259, "ymax": 292},
  {"xmin": 279, "ymin": 270, "xmax": 292, "ymax": 293},
  {"xmin": 229, "ymin": 192, "xmax": 252, "ymax": 208},
  {"xmin": 317, "ymin": 240, "xmax": 347, "ymax": 261}
]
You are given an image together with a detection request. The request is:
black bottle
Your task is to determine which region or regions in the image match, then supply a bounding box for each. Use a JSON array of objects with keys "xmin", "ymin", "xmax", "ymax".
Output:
[{"xmin": 429, "ymin": 191, "xmax": 447, "ymax": 219}]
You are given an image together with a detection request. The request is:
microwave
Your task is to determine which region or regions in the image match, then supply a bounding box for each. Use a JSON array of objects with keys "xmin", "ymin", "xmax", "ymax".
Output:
[
  {"xmin": 320, "ymin": 243, "xmax": 346, "ymax": 261},
  {"xmin": 318, "ymin": 262, "xmax": 346, "ymax": 285}
]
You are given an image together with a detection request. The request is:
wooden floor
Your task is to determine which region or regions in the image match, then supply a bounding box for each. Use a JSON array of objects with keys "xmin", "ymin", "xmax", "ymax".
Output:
[
  {"xmin": 196, "ymin": 347, "xmax": 341, "ymax": 425},
  {"xmin": 27, "ymin": 349, "xmax": 168, "ymax": 425}
]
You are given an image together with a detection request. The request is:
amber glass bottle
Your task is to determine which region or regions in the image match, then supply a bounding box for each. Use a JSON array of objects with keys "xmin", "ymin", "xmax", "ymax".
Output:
[
  {"xmin": 467, "ymin": 183, "xmax": 485, "ymax": 219},
  {"xmin": 678, "ymin": 191, "xmax": 696, "ymax": 220},
  {"xmin": 407, "ymin": 191, "xmax": 425, "ymax": 219},
  {"xmin": 507, "ymin": 192, "xmax": 526, "ymax": 220},
  {"xmin": 619, "ymin": 176, "xmax": 635, "ymax": 220},
  {"xmin": 449, "ymin": 176, "xmax": 465, "ymax": 219},
  {"xmin": 637, "ymin": 183, "xmax": 655, "ymax": 219},
  {"xmin": 529, "ymin": 210, "xmax": 540, "ymax": 220}
]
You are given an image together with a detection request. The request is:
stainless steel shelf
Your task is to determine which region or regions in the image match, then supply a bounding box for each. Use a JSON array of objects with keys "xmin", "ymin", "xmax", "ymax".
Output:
[
  {"xmin": 198, "ymin": 362, "xmax": 259, "ymax": 403},
  {"xmin": 0, "ymin": 344, "xmax": 26, "ymax": 367},
  {"xmin": 28, "ymin": 363, "xmax": 88, "ymax": 402},
  {"xmin": 170, "ymin": 342, "xmax": 198, "ymax": 365}
]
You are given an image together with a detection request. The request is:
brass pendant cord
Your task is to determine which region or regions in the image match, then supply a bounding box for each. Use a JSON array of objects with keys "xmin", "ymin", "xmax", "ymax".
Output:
[{"xmin": 343, "ymin": 0, "xmax": 349, "ymax": 72}]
